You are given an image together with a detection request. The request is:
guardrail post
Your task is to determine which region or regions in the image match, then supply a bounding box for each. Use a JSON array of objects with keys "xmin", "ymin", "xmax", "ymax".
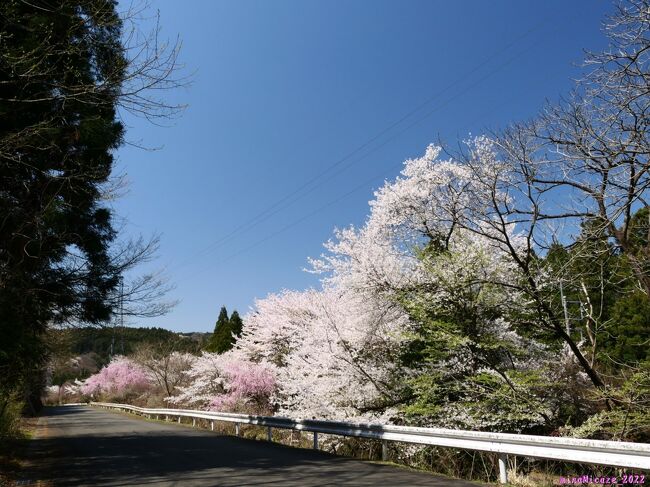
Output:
[
  {"xmin": 87, "ymin": 402, "xmax": 650, "ymax": 475},
  {"xmin": 382, "ymin": 440, "xmax": 388, "ymax": 461},
  {"xmin": 192, "ymin": 418, "xmax": 196, "ymax": 427},
  {"xmin": 211, "ymin": 420, "xmax": 214, "ymax": 431},
  {"xmin": 498, "ymin": 453, "xmax": 508, "ymax": 484}
]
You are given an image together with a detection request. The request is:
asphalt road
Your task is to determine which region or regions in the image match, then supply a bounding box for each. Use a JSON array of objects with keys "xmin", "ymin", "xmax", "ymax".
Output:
[{"xmin": 26, "ymin": 405, "xmax": 480, "ymax": 486}]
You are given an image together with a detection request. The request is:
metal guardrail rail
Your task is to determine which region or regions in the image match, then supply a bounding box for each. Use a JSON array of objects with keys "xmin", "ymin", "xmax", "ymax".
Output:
[{"xmin": 90, "ymin": 402, "xmax": 650, "ymax": 483}]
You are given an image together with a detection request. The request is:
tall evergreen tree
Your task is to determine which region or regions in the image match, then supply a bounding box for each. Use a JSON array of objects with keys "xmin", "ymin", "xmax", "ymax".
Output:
[
  {"xmin": 206, "ymin": 306, "xmax": 230, "ymax": 353},
  {"xmin": 0, "ymin": 1, "xmax": 126, "ymax": 412},
  {"xmin": 205, "ymin": 307, "xmax": 243, "ymax": 354},
  {"xmin": 0, "ymin": 0, "xmax": 181, "ymax": 413},
  {"xmin": 229, "ymin": 310, "xmax": 243, "ymax": 342}
]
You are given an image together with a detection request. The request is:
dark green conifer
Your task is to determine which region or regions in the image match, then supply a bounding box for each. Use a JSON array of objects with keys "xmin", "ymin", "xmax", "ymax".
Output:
[{"xmin": 205, "ymin": 307, "xmax": 243, "ymax": 354}]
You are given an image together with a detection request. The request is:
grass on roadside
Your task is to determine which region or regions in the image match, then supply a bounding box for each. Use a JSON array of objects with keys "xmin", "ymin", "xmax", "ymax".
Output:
[{"xmin": 0, "ymin": 397, "xmax": 39, "ymax": 487}]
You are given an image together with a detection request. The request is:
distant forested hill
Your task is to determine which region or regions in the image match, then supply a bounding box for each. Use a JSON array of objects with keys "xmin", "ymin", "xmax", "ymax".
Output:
[
  {"xmin": 63, "ymin": 326, "xmax": 204, "ymax": 356},
  {"xmin": 48, "ymin": 327, "xmax": 210, "ymax": 385}
]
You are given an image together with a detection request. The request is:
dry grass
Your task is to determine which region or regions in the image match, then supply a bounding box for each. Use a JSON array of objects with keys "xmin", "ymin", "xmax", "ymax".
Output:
[
  {"xmin": 507, "ymin": 469, "xmax": 558, "ymax": 487},
  {"xmin": 0, "ymin": 417, "xmax": 44, "ymax": 487}
]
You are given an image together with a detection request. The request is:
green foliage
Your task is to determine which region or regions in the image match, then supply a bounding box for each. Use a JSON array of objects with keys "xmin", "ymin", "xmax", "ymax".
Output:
[
  {"xmin": 541, "ymin": 214, "xmax": 650, "ymax": 368},
  {"xmin": 0, "ymin": 394, "xmax": 24, "ymax": 441},
  {"xmin": 604, "ymin": 292, "xmax": 650, "ymax": 365},
  {"xmin": 230, "ymin": 311, "xmax": 243, "ymax": 339},
  {"xmin": 205, "ymin": 307, "xmax": 243, "ymax": 354},
  {"xmin": 0, "ymin": 0, "xmax": 128, "ymax": 409},
  {"xmin": 65, "ymin": 326, "xmax": 203, "ymax": 362},
  {"xmin": 628, "ymin": 207, "xmax": 649, "ymax": 250},
  {"xmin": 401, "ymin": 312, "xmax": 551, "ymax": 432},
  {"xmin": 564, "ymin": 361, "xmax": 650, "ymax": 442},
  {"xmin": 48, "ymin": 326, "xmax": 206, "ymax": 383},
  {"xmin": 399, "ymin": 242, "xmax": 553, "ymax": 432},
  {"xmin": 206, "ymin": 306, "xmax": 230, "ymax": 353},
  {"xmin": 401, "ymin": 208, "xmax": 650, "ymax": 436}
]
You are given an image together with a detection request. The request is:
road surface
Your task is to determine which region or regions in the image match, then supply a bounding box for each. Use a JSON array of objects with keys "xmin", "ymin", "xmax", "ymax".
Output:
[{"xmin": 26, "ymin": 405, "xmax": 480, "ymax": 486}]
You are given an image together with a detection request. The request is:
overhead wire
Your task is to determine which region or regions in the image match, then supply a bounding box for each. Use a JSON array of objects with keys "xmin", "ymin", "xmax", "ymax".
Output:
[
  {"xmin": 169, "ymin": 15, "xmax": 554, "ymax": 274},
  {"xmin": 175, "ymin": 28, "xmax": 563, "ymax": 284}
]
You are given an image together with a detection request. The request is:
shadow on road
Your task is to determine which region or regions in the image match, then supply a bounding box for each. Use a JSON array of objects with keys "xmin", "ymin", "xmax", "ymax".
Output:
[{"xmin": 27, "ymin": 406, "xmax": 478, "ymax": 486}]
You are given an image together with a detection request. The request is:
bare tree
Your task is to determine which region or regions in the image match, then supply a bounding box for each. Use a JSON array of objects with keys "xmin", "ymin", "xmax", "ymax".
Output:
[
  {"xmin": 519, "ymin": 0, "xmax": 649, "ymax": 293},
  {"xmin": 132, "ymin": 342, "xmax": 195, "ymax": 397}
]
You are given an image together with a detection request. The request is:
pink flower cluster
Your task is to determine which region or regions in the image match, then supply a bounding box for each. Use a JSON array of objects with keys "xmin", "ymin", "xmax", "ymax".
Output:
[
  {"xmin": 208, "ymin": 360, "xmax": 276, "ymax": 411},
  {"xmin": 81, "ymin": 356, "xmax": 151, "ymax": 396}
]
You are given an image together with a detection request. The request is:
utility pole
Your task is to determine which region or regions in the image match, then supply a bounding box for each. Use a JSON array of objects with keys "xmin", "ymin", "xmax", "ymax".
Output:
[
  {"xmin": 560, "ymin": 280, "xmax": 570, "ymax": 335},
  {"xmin": 119, "ymin": 279, "xmax": 125, "ymax": 354},
  {"xmin": 110, "ymin": 277, "xmax": 124, "ymax": 358}
]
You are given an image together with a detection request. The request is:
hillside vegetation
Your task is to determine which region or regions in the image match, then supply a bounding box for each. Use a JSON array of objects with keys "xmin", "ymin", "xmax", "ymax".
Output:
[{"xmin": 47, "ymin": 327, "xmax": 209, "ymax": 387}]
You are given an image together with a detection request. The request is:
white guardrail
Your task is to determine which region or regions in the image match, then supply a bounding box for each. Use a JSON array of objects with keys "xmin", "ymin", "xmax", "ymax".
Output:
[{"xmin": 90, "ymin": 402, "xmax": 650, "ymax": 483}]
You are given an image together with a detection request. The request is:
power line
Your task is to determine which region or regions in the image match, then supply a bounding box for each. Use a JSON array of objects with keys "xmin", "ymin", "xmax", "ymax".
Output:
[
  {"xmin": 176, "ymin": 33, "xmax": 553, "ymax": 284},
  {"xmin": 170, "ymin": 16, "xmax": 554, "ymax": 273},
  {"xmin": 177, "ymin": 159, "xmax": 405, "ymax": 283}
]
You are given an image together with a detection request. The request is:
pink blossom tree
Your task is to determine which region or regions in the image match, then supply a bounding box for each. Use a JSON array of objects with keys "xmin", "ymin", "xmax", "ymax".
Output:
[
  {"xmin": 169, "ymin": 139, "xmax": 556, "ymax": 431},
  {"xmin": 169, "ymin": 351, "xmax": 276, "ymax": 414},
  {"xmin": 208, "ymin": 359, "xmax": 276, "ymax": 412},
  {"xmin": 81, "ymin": 356, "xmax": 152, "ymax": 397},
  {"xmin": 227, "ymin": 140, "xmax": 555, "ymax": 430}
]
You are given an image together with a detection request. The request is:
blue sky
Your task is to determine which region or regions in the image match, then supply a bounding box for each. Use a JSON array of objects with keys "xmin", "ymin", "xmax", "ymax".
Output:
[{"xmin": 113, "ymin": 1, "xmax": 613, "ymax": 332}]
